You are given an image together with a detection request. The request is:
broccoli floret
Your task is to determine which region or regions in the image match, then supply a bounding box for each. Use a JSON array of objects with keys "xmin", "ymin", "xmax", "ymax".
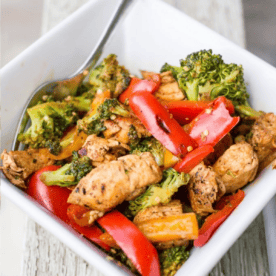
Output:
[
  {"xmin": 40, "ymin": 151, "xmax": 92, "ymax": 186},
  {"xmin": 128, "ymin": 125, "xmax": 141, "ymax": 149},
  {"xmin": 159, "ymin": 246, "xmax": 190, "ymax": 276},
  {"xmin": 65, "ymin": 90, "xmax": 96, "ymax": 112},
  {"xmin": 128, "ymin": 168, "xmax": 190, "ymax": 216},
  {"xmin": 161, "ymin": 49, "xmax": 252, "ymax": 113},
  {"xmin": 108, "ymin": 248, "xmax": 138, "ymax": 275},
  {"xmin": 17, "ymin": 101, "xmax": 79, "ymax": 154},
  {"xmin": 89, "ymin": 54, "xmax": 131, "ymax": 97},
  {"xmin": 235, "ymin": 105, "xmax": 263, "ymax": 118},
  {"xmin": 130, "ymin": 137, "xmax": 165, "ymax": 166},
  {"xmin": 77, "ymin": 98, "xmax": 130, "ymax": 135}
]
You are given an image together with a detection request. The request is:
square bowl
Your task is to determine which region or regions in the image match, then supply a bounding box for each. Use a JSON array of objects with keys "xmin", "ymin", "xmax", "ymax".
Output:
[{"xmin": 1, "ymin": 0, "xmax": 276, "ymax": 275}]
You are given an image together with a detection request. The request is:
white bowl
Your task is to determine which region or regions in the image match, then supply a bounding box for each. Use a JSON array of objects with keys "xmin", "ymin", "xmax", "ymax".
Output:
[{"xmin": 1, "ymin": 0, "xmax": 276, "ymax": 275}]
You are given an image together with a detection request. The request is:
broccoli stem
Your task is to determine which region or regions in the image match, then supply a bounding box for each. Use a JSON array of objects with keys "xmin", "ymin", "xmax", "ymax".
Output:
[
  {"xmin": 235, "ymin": 105, "xmax": 262, "ymax": 118},
  {"xmin": 40, "ymin": 164, "xmax": 75, "ymax": 186}
]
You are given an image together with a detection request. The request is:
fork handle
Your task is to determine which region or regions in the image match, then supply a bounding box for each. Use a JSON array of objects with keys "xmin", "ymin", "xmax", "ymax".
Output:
[{"xmin": 76, "ymin": 0, "xmax": 136, "ymax": 75}]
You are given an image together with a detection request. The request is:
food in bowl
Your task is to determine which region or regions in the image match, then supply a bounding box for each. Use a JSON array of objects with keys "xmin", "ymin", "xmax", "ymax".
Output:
[{"xmin": 1, "ymin": 50, "xmax": 276, "ymax": 276}]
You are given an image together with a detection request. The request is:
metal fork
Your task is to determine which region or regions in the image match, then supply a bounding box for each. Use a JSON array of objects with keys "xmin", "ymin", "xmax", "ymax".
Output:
[{"xmin": 12, "ymin": 0, "xmax": 135, "ymax": 151}]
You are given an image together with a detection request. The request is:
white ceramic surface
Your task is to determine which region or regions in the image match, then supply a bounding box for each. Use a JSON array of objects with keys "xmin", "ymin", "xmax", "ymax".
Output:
[{"xmin": 1, "ymin": 0, "xmax": 276, "ymax": 275}]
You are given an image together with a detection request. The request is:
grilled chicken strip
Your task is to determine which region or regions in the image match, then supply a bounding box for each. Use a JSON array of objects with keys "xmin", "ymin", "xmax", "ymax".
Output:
[
  {"xmin": 133, "ymin": 200, "xmax": 188, "ymax": 249},
  {"xmin": 68, "ymin": 152, "xmax": 162, "ymax": 214},
  {"xmin": 188, "ymin": 162, "xmax": 225, "ymax": 216},
  {"xmin": 82, "ymin": 134, "xmax": 130, "ymax": 166},
  {"xmin": 248, "ymin": 112, "xmax": 276, "ymax": 171},
  {"xmin": 141, "ymin": 71, "xmax": 185, "ymax": 102},
  {"xmin": 213, "ymin": 141, "xmax": 258, "ymax": 193},
  {"xmin": 103, "ymin": 114, "xmax": 151, "ymax": 144},
  {"xmin": 1, "ymin": 149, "xmax": 54, "ymax": 189}
]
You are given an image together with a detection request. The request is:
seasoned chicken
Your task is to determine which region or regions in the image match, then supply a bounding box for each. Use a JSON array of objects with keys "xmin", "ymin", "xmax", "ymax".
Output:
[
  {"xmin": 68, "ymin": 152, "xmax": 162, "ymax": 214},
  {"xmin": 103, "ymin": 115, "xmax": 151, "ymax": 144},
  {"xmin": 272, "ymin": 159, "xmax": 276, "ymax": 169},
  {"xmin": 1, "ymin": 149, "xmax": 54, "ymax": 189},
  {"xmin": 133, "ymin": 200, "xmax": 188, "ymax": 249},
  {"xmin": 213, "ymin": 141, "xmax": 258, "ymax": 193},
  {"xmin": 248, "ymin": 112, "xmax": 276, "ymax": 170},
  {"xmin": 141, "ymin": 71, "xmax": 185, "ymax": 102},
  {"xmin": 188, "ymin": 162, "xmax": 225, "ymax": 216},
  {"xmin": 133, "ymin": 200, "xmax": 183, "ymax": 224},
  {"xmin": 82, "ymin": 134, "xmax": 130, "ymax": 166}
]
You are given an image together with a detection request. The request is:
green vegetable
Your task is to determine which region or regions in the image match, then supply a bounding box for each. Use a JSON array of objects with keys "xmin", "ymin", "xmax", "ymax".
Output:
[
  {"xmin": 17, "ymin": 101, "xmax": 79, "ymax": 155},
  {"xmin": 128, "ymin": 168, "xmax": 190, "ymax": 216},
  {"xmin": 159, "ymin": 246, "xmax": 190, "ymax": 276},
  {"xmin": 40, "ymin": 151, "xmax": 92, "ymax": 186},
  {"xmin": 130, "ymin": 137, "xmax": 165, "ymax": 166},
  {"xmin": 78, "ymin": 98, "xmax": 130, "ymax": 135},
  {"xmin": 65, "ymin": 90, "xmax": 96, "ymax": 112},
  {"xmin": 160, "ymin": 49, "xmax": 261, "ymax": 117},
  {"xmin": 108, "ymin": 248, "xmax": 139, "ymax": 275},
  {"xmin": 89, "ymin": 54, "xmax": 131, "ymax": 98}
]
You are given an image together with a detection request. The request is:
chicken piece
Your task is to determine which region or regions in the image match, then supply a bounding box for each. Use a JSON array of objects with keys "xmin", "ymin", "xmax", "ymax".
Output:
[
  {"xmin": 82, "ymin": 134, "xmax": 130, "ymax": 166},
  {"xmin": 248, "ymin": 113, "xmax": 276, "ymax": 170},
  {"xmin": 133, "ymin": 200, "xmax": 188, "ymax": 249},
  {"xmin": 1, "ymin": 149, "xmax": 54, "ymax": 189},
  {"xmin": 213, "ymin": 141, "xmax": 258, "ymax": 193},
  {"xmin": 67, "ymin": 152, "xmax": 162, "ymax": 213},
  {"xmin": 141, "ymin": 71, "xmax": 185, "ymax": 102},
  {"xmin": 272, "ymin": 158, "xmax": 276, "ymax": 169},
  {"xmin": 103, "ymin": 115, "xmax": 151, "ymax": 144},
  {"xmin": 133, "ymin": 200, "xmax": 183, "ymax": 224},
  {"xmin": 188, "ymin": 162, "xmax": 225, "ymax": 216}
]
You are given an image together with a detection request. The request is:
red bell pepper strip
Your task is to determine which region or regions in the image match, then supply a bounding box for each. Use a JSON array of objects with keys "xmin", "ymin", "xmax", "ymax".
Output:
[
  {"xmin": 164, "ymin": 96, "xmax": 235, "ymax": 125},
  {"xmin": 194, "ymin": 190, "xmax": 245, "ymax": 247},
  {"xmin": 98, "ymin": 210, "xmax": 160, "ymax": 276},
  {"xmin": 119, "ymin": 75, "xmax": 161, "ymax": 104},
  {"xmin": 186, "ymin": 97, "xmax": 239, "ymax": 147},
  {"xmin": 174, "ymin": 145, "xmax": 214, "ymax": 173},
  {"xmin": 129, "ymin": 91, "xmax": 198, "ymax": 157},
  {"xmin": 27, "ymin": 166, "xmax": 110, "ymax": 251}
]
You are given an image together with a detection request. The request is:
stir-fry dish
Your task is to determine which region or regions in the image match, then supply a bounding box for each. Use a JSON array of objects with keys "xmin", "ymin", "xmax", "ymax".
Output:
[{"xmin": 2, "ymin": 51, "xmax": 276, "ymax": 276}]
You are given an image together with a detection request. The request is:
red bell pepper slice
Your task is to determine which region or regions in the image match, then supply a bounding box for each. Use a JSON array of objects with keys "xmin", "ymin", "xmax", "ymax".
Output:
[
  {"xmin": 98, "ymin": 210, "xmax": 160, "ymax": 276},
  {"xmin": 174, "ymin": 145, "xmax": 214, "ymax": 173},
  {"xmin": 164, "ymin": 96, "xmax": 235, "ymax": 125},
  {"xmin": 27, "ymin": 166, "xmax": 109, "ymax": 251},
  {"xmin": 119, "ymin": 75, "xmax": 160, "ymax": 104},
  {"xmin": 129, "ymin": 91, "xmax": 198, "ymax": 156},
  {"xmin": 194, "ymin": 190, "xmax": 245, "ymax": 247},
  {"xmin": 186, "ymin": 97, "xmax": 239, "ymax": 147}
]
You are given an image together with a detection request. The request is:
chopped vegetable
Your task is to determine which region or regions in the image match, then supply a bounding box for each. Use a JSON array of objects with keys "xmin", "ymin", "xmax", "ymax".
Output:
[
  {"xmin": 17, "ymin": 102, "xmax": 79, "ymax": 155},
  {"xmin": 187, "ymin": 97, "xmax": 240, "ymax": 147},
  {"xmin": 130, "ymin": 137, "xmax": 165, "ymax": 166},
  {"xmin": 174, "ymin": 145, "xmax": 214, "ymax": 173},
  {"xmin": 119, "ymin": 75, "xmax": 161, "ymax": 104},
  {"xmin": 128, "ymin": 168, "xmax": 190, "ymax": 216},
  {"xmin": 98, "ymin": 210, "xmax": 160, "ymax": 276},
  {"xmin": 78, "ymin": 98, "xmax": 129, "ymax": 135},
  {"xmin": 40, "ymin": 151, "xmax": 92, "ymax": 186},
  {"xmin": 159, "ymin": 246, "xmax": 190, "ymax": 276},
  {"xmin": 194, "ymin": 190, "xmax": 245, "ymax": 247},
  {"xmin": 129, "ymin": 91, "xmax": 198, "ymax": 156},
  {"xmin": 135, "ymin": 213, "xmax": 199, "ymax": 242},
  {"xmin": 163, "ymin": 149, "xmax": 180, "ymax": 169},
  {"xmin": 160, "ymin": 49, "xmax": 248, "ymax": 105},
  {"xmin": 164, "ymin": 96, "xmax": 235, "ymax": 125},
  {"xmin": 89, "ymin": 54, "xmax": 131, "ymax": 97}
]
